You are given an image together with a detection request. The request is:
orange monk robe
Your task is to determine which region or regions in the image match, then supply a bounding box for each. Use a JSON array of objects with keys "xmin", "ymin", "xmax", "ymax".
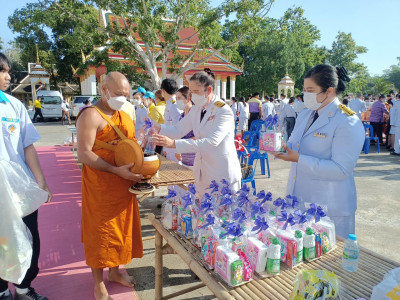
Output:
[{"xmin": 81, "ymin": 109, "xmax": 143, "ymax": 269}]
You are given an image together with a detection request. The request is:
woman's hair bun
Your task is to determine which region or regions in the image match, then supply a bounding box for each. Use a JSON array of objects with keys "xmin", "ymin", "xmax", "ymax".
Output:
[
  {"xmin": 336, "ymin": 66, "xmax": 350, "ymax": 82},
  {"xmin": 203, "ymin": 68, "xmax": 215, "ymax": 79}
]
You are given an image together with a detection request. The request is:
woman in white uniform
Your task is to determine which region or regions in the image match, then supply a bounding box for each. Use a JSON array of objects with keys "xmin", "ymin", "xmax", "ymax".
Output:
[
  {"xmin": 153, "ymin": 69, "xmax": 241, "ymax": 197},
  {"xmin": 274, "ymin": 64, "xmax": 365, "ymax": 238},
  {"xmin": 237, "ymin": 96, "xmax": 249, "ymax": 135}
]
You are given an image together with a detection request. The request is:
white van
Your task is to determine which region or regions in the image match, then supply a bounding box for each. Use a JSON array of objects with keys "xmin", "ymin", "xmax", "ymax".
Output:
[{"xmin": 36, "ymin": 90, "xmax": 64, "ymax": 119}]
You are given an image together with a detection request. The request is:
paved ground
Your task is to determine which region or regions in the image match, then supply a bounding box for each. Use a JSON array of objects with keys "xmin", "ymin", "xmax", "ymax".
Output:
[{"xmin": 34, "ymin": 121, "xmax": 400, "ymax": 299}]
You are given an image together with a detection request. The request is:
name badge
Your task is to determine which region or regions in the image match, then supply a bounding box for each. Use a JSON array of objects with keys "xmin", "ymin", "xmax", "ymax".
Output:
[
  {"xmin": 313, "ymin": 132, "xmax": 326, "ymax": 138},
  {"xmin": 2, "ymin": 117, "xmax": 19, "ymax": 123}
]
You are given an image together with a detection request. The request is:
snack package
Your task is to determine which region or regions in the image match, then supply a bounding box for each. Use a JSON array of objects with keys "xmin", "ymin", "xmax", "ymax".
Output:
[
  {"xmin": 312, "ymin": 218, "xmax": 336, "ymax": 253},
  {"xmin": 239, "ymin": 251, "xmax": 253, "ymax": 281},
  {"xmin": 245, "ymin": 236, "xmax": 268, "ymax": 274},
  {"xmin": 259, "ymin": 115, "xmax": 284, "ymax": 152},
  {"xmin": 215, "ymin": 242, "xmax": 243, "ymax": 286},
  {"xmin": 290, "ymin": 269, "xmax": 340, "ymax": 300},
  {"xmin": 161, "ymin": 189, "xmax": 179, "ymax": 230},
  {"xmin": 276, "ymin": 230, "xmax": 298, "ymax": 268}
]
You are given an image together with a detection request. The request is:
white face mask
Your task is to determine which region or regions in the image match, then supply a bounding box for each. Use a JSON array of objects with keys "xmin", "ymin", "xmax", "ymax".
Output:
[
  {"xmin": 191, "ymin": 93, "xmax": 208, "ymax": 107},
  {"xmin": 133, "ymin": 99, "xmax": 141, "ymax": 107},
  {"xmin": 303, "ymin": 91, "xmax": 326, "ymax": 110},
  {"xmin": 176, "ymin": 99, "xmax": 186, "ymax": 111},
  {"xmin": 107, "ymin": 89, "xmax": 126, "ymax": 111}
]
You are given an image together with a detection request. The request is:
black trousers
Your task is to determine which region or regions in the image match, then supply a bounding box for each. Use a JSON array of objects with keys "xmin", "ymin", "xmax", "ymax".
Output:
[
  {"xmin": 248, "ymin": 112, "xmax": 260, "ymax": 130},
  {"xmin": 285, "ymin": 117, "xmax": 296, "ymax": 139},
  {"xmin": 33, "ymin": 109, "xmax": 44, "ymax": 122},
  {"xmin": 370, "ymin": 122, "xmax": 383, "ymax": 144},
  {"xmin": 0, "ymin": 210, "xmax": 40, "ymax": 292},
  {"xmin": 155, "ymin": 145, "xmax": 163, "ymax": 155}
]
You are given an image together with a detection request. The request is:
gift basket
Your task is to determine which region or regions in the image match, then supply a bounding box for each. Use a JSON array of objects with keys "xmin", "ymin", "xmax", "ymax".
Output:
[
  {"xmin": 259, "ymin": 114, "xmax": 286, "ymax": 153},
  {"xmin": 160, "ymin": 179, "xmax": 338, "ymax": 289}
]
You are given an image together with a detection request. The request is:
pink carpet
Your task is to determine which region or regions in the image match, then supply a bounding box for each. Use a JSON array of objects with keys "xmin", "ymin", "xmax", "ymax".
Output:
[{"xmin": 22, "ymin": 146, "xmax": 139, "ymax": 299}]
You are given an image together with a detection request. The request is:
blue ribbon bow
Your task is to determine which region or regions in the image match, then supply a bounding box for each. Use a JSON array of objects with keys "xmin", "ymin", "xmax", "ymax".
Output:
[
  {"xmin": 220, "ymin": 179, "xmax": 230, "ymax": 186},
  {"xmin": 237, "ymin": 184, "xmax": 250, "ymax": 195},
  {"xmin": 220, "ymin": 222, "xmax": 242, "ymax": 238},
  {"xmin": 232, "ymin": 208, "xmax": 247, "ymax": 223},
  {"xmin": 221, "ymin": 186, "xmax": 232, "ymax": 196},
  {"xmin": 200, "ymin": 195, "xmax": 214, "ymax": 213},
  {"xmin": 251, "ymin": 201, "xmax": 267, "ymax": 218},
  {"xmin": 237, "ymin": 193, "xmax": 250, "ymax": 207},
  {"xmin": 166, "ymin": 189, "xmax": 177, "ymax": 199},
  {"xmin": 144, "ymin": 118, "xmax": 153, "ymax": 129},
  {"xmin": 264, "ymin": 114, "xmax": 278, "ymax": 129},
  {"xmin": 208, "ymin": 180, "xmax": 219, "ymax": 193},
  {"xmin": 182, "ymin": 193, "xmax": 194, "ymax": 209},
  {"xmin": 188, "ymin": 183, "xmax": 196, "ymax": 195},
  {"xmin": 220, "ymin": 194, "xmax": 233, "ymax": 206},
  {"xmin": 307, "ymin": 203, "xmax": 327, "ymax": 223},
  {"xmin": 257, "ymin": 190, "xmax": 273, "ymax": 204},
  {"xmin": 200, "ymin": 214, "xmax": 215, "ymax": 229},
  {"xmin": 294, "ymin": 209, "xmax": 307, "ymax": 224},
  {"xmin": 278, "ymin": 210, "xmax": 296, "ymax": 230},
  {"xmin": 252, "ymin": 216, "xmax": 269, "ymax": 234}
]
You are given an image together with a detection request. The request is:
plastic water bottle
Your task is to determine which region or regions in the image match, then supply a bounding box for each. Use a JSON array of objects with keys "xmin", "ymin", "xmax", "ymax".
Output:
[{"xmin": 342, "ymin": 234, "xmax": 360, "ymax": 272}]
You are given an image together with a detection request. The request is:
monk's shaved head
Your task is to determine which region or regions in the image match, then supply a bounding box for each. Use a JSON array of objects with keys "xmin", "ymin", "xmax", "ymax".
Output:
[
  {"xmin": 104, "ymin": 72, "xmax": 129, "ymax": 89},
  {"xmin": 101, "ymin": 72, "xmax": 130, "ymax": 105}
]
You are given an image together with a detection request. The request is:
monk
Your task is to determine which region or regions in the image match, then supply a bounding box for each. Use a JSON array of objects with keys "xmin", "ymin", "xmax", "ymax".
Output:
[{"xmin": 76, "ymin": 72, "xmax": 144, "ymax": 300}]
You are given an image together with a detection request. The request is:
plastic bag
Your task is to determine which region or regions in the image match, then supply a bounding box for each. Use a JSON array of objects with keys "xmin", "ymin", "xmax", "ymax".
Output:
[
  {"xmin": 371, "ymin": 267, "xmax": 400, "ymax": 300},
  {"xmin": 0, "ymin": 160, "xmax": 48, "ymax": 284},
  {"xmin": 0, "ymin": 160, "xmax": 48, "ymax": 217},
  {"xmin": 290, "ymin": 269, "xmax": 340, "ymax": 300}
]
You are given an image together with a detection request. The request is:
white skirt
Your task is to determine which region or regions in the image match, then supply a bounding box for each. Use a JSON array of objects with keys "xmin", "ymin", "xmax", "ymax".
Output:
[{"xmin": 238, "ymin": 117, "xmax": 248, "ymax": 131}]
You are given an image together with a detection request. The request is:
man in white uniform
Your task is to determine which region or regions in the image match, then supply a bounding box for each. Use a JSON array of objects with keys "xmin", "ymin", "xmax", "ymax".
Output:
[
  {"xmin": 161, "ymin": 79, "xmax": 181, "ymax": 162},
  {"xmin": 0, "ymin": 53, "xmax": 52, "ymax": 300},
  {"xmin": 261, "ymin": 96, "xmax": 276, "ymax": 119},
  {"xmin": 153, "ymin": 70, "xmax": 241, "ymax": 197},
  {"xmin": 390, "ymin": 94, "xmax": 400, "ymax": 156},
  {"xmin": 348, "ymin": 93, "xmax": 366, "ymax": 119}
]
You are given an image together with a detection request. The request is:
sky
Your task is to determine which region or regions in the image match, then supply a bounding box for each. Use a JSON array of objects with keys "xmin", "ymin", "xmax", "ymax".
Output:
[{"xmin": 0, "ymin": 0, "xmax": 399, "ymax": 76}]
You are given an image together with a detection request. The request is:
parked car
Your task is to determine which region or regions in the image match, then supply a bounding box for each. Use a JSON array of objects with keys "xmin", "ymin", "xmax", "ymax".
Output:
[
  {"xmin": 35, "ymin": 90, "xmax": 64, "ymax": 120},
  {"xmin": 71, "ymin": 95, "xmax": 100, "ymax": 118}
]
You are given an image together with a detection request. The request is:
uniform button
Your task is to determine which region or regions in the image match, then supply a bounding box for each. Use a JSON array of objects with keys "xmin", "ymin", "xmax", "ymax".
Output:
[
  {"xmin": 293, "ymin": 176, "xmax": 296, "ymax": 179},
  {"xmin": 297, "ymin": 144, "xmax": 300, "ymax": 148}
]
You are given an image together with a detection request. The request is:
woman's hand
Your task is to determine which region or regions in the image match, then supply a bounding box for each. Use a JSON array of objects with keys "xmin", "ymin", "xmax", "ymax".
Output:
[
  {"xmin": 175, "ymin": 153, "xmax": 182, "ymax": 161},
  {"xmin": 272, "ymin": 144, "xmax": 299, "ymax": 163},
  {"xmin": 152, "ymin": 134, "xmax": 176, "ymax": 148}
]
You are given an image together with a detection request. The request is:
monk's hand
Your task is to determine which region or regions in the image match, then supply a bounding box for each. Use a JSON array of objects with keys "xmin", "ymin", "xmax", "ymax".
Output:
[
  {"xmin": 152, "ymin": 134, "xmax": 176, "ymax": 148},
  {"xmin": 272, "ymin": 144, "xmax": 299, "ymax": 163},
  {"xmin": 115, "ymin": 163, "xmax": 144, "ymax": 181}
]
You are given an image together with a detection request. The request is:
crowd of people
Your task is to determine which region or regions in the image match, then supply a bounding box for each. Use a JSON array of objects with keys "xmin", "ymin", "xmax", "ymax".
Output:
[
  {"xmin": 229, "ymin": 88, "xmax": 400, "ymax": 156},
  {"xmin": 1, "ymin": 43, "xmax": 399, "ymax": 300}
]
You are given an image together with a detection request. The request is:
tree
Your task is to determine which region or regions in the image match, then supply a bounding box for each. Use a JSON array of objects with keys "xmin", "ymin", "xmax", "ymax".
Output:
[
  {"xmin": 0, "ymin": 37, "xmax": 3, "ymax": 50},
  {"xmin": 39, "ymin": 0, "xmax": 273, "ymax": 89},
  {"xmin": 327, "ymin": 31, "xmax": 369, "ymax": 93},
  {"xmin": 236, "ymin": 7, "xmax": 324, "ymax": 96},
  {"xmin": 8, "ymin": 1, "xmax": 106, "ymax": 89},
  {"xmin": 371, "ymin": 77, "xmax": 396, "ymax": 96},
  {"xmin": 383, "ymin": 58, "xmax": 400, "ymax": 91}
]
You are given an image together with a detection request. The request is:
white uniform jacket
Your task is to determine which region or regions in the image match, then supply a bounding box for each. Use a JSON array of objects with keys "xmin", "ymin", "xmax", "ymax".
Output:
[
  {"xmin": 286, "ymin": 98, "xmax": 365, "ymax": 217},
  {"xmin": 349, "ymin": 98, "xmax": 366, "ymax": 119},
  {"xmin": 164, "ymin": 97, "xmax": 182, "ymax": 162},
  {"xmin": 135, "ymin": 104, "xmax": 148, "ymax": 137},
  {"xmin": 160, "ymin": 96, "xmax": 241, "ymax": 197}
]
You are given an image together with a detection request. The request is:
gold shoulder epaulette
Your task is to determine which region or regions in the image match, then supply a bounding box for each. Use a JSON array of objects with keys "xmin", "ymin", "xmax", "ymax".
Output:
[
  {"xmin": 338, "ymin": 104, "xmax": 355, "ymax": 116},
  {"xmin": 214, "ymin": 101, "xmax": 225, "ymax": 108},
  {"xmin": 172, "ymin": 99, "xmax": 176, "ymax": 104}
]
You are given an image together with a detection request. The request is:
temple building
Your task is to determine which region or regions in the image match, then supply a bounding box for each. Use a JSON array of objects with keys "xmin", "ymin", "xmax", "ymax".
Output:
[{"xmin": 79, "ymin": 10, "xmax": 242, "ymax": 99}]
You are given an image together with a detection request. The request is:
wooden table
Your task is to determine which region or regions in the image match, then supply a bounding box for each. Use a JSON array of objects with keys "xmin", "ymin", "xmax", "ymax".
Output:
[
  {"xmin": 149, "ymin": 155, "xmax": 195, "ymax": 189},
  {"xmin": 148, "ymin": 213, "xmax": 400, "ymax": 300}
]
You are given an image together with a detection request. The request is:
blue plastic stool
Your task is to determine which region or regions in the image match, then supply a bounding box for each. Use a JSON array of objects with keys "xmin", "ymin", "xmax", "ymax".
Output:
[{"xmin": 363, "ymin": 124, "xmax": 380, "ymax": 154}]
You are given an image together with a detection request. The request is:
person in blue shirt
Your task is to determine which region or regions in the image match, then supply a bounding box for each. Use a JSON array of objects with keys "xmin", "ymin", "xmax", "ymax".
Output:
[
  {"xmin": 0, "ymin": 53, "xmax": 52, "ymax": 300},
  {"xmin": 274, "ymin": 64, "xmax": 365, "ymax": 238}
]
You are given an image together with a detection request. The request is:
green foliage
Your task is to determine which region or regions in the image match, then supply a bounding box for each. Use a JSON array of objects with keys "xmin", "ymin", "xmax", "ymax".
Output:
[
  {"xmin": 8, "ymin": 0, "xmax": 107, "ymax": 89},
  {"xmin": 236, "ymin": 7, "xmax": 323, "ymax": 96},
  {"xmin": 383, "ymin": 58, "xmax": 400, "ymax": 91}
]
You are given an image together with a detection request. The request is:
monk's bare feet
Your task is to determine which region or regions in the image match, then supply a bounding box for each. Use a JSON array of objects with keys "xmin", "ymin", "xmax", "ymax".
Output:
[
  {"xmin": 107, "ymin": 270, "xmax": 135, "ymax": 287},
  {"xmin": 94, "ymin": 282, "xmax": 113, "ymax": 300}
]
